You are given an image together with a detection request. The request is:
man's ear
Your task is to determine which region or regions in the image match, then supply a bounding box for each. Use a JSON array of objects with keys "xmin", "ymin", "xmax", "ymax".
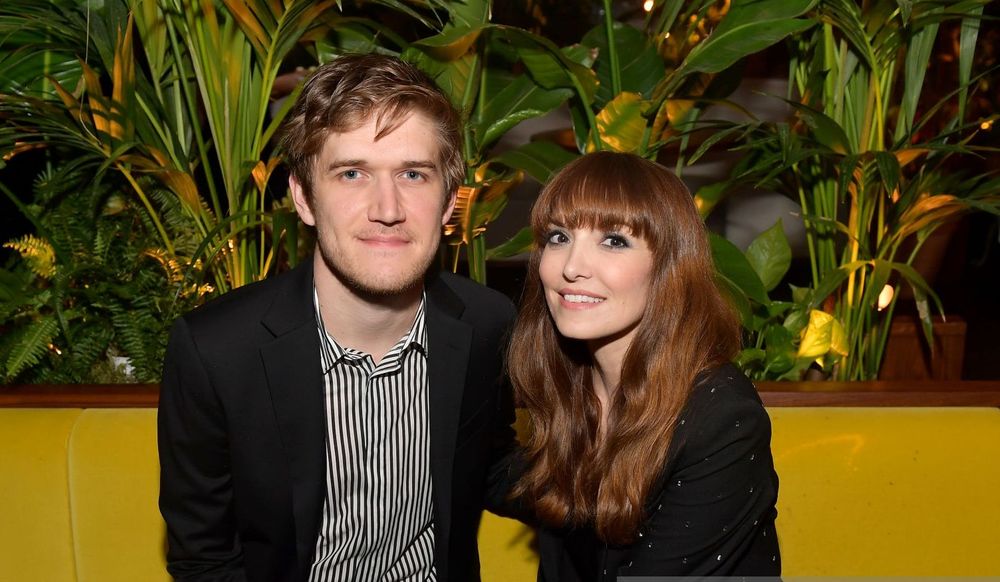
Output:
[
  {"xmin": 440, "ymin": 189, "xmax": 458, "ymax": 227},
  {"xmin": 290, "ymin": 175, "xmax": 316, "ymax": 227}
]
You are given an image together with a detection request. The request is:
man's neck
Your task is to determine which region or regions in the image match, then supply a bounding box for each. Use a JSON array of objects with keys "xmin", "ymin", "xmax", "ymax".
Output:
[{"xmin": 313, "ymin": 259, "xmax": 423, "ymax": 365}]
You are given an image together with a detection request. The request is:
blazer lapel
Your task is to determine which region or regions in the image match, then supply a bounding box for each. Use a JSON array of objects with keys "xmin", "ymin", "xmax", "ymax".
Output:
[
  {"xmin": 259, "ymin": 259, "xmax": 327, "ymax": 570},
  {"xmin": 424, "ymin": 272, "xmax": 473, "ymax": 576}
]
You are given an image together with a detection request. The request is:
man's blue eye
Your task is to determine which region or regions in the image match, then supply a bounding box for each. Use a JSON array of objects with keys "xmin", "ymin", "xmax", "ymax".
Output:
[{"xmin": 343, "ymin": 170, "xmax": 359, "ymax": 179}]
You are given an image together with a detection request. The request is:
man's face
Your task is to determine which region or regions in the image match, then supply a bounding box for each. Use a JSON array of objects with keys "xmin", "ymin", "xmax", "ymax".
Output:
[{"xmin": 291, "ymin": 112, "xmax": 456, "ymax": 297}]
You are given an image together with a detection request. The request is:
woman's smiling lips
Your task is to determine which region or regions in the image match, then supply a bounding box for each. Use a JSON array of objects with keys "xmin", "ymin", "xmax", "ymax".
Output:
[{"xmin": 557, "ymin": 288, "xmax": 606, "ymax": 309}]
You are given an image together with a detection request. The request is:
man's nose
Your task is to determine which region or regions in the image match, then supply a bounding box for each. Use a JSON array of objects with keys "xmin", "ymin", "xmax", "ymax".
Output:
[{"xmin": 368, "ymin": 178, "xmax": 405, "ymax": 224}]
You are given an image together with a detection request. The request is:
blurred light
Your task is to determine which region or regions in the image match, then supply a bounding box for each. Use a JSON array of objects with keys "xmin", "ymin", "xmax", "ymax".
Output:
[
  {"xmin": 663, "ymin": 32, "xmax": 671, "ymax": 39},
  {"xmin": 981, "ymin": 120, "xmax": 993, "ymax": 130},
  {"xmin": 643, "ymin": 0, "xmax": 654, "ymax": 11},
  {"xmin": 877, "ymin": 285, "xmax": 895, "ymax": 311}
]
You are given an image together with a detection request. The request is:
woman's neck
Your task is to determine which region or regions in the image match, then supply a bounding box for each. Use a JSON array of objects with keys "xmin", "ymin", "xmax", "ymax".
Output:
[{"xmin": 589, "ymin": 335, "xmax": 631, "ymax": 440}]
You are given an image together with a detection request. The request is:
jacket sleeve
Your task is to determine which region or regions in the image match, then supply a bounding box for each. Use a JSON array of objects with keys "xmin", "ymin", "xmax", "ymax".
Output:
[
  {"xmin": 158, "ymin": 317, "xmax": 248, "ymax": 581},
  {"xmin": 483, "ymin": 374, "xmax": 533, "ymax": 522},
  {"xmin": 482, "ymin": 303, "xmax": 533, "ymax": 523}
]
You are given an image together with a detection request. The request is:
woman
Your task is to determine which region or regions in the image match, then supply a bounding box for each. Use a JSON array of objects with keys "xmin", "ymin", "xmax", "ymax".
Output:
[{"xmin": 508, "ymin": 151, "xmax": 780, "ymax": 581}]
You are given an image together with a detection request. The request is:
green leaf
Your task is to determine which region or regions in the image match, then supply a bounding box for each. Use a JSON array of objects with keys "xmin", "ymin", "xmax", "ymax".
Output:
[
  {"xmin": 745, "ymin": 219, "xmax": 791, "ymax": 292},
  {"xmin": 581, "ymin": 21, "xmax": 664, "ymax": 108},
  {"xmin": 439, "ymin": 0, "xmax": 489, "ymax": 29},
  {"xmin": 498, "ymin": 26, "xmax": 597, "ymax": 103},
  {"xmin": 681, "ymin": 18, "xmax": 815, "ymax": 76},
  {"xmin": 715, "ymin": 271, "xmax": 753, "ymax": 328},
  {"xmin": 413, "ymin": 24, "xmax": 485, "ymax": 61},
  {"xmin": 692, "ymin": 181, "xmax": 731, "ymax": 219},
  {"xmin": 713, "ymin": 0, "xmax": 818, "ymax": 37},
  {"xmin": 874, "ymin": 151, "xmax": 900, "ymax": 196},
  {"xmin": 490, "ymin": 141, "xmax": 578, "ymax": 184},
  {"xmin": 594, "ymin": 92, "xmax": 647, "ymax": 153},
  {"xmin": 403, "ymin": 47, "xmax": 476, "ymax": 111},
  {"xmin": 474, "ymin": 73, "xmax": 572, "ymax": 153},
  {"xmin": 763, "ymin": 324, "xmax": 796, "ymax": 374},
  {"xmin": 4, "ymin": 315, "xmax": 59, "ymax": 380},
  {"xmin": 785, "ymin": 99, "xmax": 852, "ymax": 154},
  {"xmin": 889, "ymin": 260, "xmax": 945, "ymax": 317},
  {"xmin": 957, "ymin": 6, "xmax": 984, "ymax": 125},
  {"xmin": 710, "ymin": 232, "xmax": 769, "ymax": 305},
  {"xmin": 735, "ymin": 347, "xmax": 766, "ymax": 368},
  {"xmin": 486, "ymin": 227, "xmax": 534, "ymax": 259},
  {"xmin": 808, "ymin": 264, "xmax": 854, "ymax": 311},
  {"xmin": 783, "ymin": 307, "xmax": 810, "ymax": 336}
]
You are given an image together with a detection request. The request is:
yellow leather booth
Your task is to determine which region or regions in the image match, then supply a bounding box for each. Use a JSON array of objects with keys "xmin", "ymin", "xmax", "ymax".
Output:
[{"xmin": 2, "ymin": 406, "xmax": 999, "ymax": 581}]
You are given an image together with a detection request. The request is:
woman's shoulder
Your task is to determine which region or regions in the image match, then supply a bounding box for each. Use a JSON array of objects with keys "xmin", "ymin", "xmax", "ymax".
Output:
[
  {"xmin": 671, "ymin": 362, "xmax": 771, "ymax": 458},
  {"xmin": 687, "ymin": 362, "xmax": 766, "ymax": 418}
]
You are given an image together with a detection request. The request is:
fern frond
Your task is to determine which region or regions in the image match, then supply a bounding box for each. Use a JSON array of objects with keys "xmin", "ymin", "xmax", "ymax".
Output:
[
  {"xmin": 3, "ymin": 234, "xmax": 57, "ymax": 279},
  {"xmin": 2, "ymin": 315, "xmax": 59, "ymax": 381}
]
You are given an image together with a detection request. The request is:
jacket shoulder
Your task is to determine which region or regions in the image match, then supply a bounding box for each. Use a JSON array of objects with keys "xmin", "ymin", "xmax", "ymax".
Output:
[
  {"xmin": 436, "ymin": 271, "xmax": 517, "ymax": 323},
  {"xmin": 179, "ymin": 263, "xmax": 310, "ymax": 339}
]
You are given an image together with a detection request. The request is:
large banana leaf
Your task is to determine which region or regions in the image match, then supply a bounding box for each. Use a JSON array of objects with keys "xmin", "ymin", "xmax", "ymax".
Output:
[{"xmin": 581, "ymin": 21, "xmax": 664, "ymax": 109}]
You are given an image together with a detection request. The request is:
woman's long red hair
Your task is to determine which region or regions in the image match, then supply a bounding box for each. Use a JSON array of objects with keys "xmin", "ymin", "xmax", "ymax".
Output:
[{"xmin": 508, "ymin": 151, "xmax": 740, "ymax": 544}]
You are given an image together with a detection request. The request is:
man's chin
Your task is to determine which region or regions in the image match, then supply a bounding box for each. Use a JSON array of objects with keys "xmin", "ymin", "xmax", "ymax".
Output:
[{"xmin": 320, "ymin": 253, "xmax": 428, "ymax": 299}]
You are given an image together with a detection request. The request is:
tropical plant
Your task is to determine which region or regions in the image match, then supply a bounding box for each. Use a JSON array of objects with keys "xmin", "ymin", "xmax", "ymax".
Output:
[
  {"xmin": 712, "ymin": 220, "xmax": 848, "ymax": 380},
  {"xmin": 568, "ymin": 0, "xmax": 818, "ymax": 160},
  {"xmin": 702, "ymin": 0, "xmax": 1000, "ymax": 380},
  {"xmin": 0, "ymin": 0, "xmax": 425, "ymax": 381},
  {"xmin": 0, "ymin": 0, "xmax": 429, "ymax": 297},
  {"xmin": 404, "ymin": 0, "xmax": 823, "ymax": 283},
  {"xmin": 0, "ymin": 164, "xmax": 203, "ymax": 383}
]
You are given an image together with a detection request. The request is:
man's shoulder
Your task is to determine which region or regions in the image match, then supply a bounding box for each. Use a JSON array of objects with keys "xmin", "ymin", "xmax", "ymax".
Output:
[
  {"xmin": 434, "ymin": 271, "xmax": 516, "ymax": 320},
  {"xmin": 182, "ymin": 263, "xmax": 308, "ymax": 332}
]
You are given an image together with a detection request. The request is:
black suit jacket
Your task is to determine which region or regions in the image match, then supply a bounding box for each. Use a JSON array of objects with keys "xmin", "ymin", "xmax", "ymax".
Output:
[{"xmin": 158, "ymin": 259, "xmax": 518, "ymax": 582}]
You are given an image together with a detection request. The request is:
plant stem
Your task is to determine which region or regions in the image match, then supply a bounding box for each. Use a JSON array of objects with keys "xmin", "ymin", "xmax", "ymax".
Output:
[
  {"xmin": 118, "ymin": 164, "xmax": 175, "ymax": 256},
  {"xmin": 603, "ymin": 0, "xmax": 621, "ymax": 97}
]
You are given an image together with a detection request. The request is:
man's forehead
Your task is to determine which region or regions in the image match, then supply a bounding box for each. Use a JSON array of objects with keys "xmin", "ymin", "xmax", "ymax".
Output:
[{"xmin": 317, "ymin": 113, "xmax": 439, "ymax": 158}]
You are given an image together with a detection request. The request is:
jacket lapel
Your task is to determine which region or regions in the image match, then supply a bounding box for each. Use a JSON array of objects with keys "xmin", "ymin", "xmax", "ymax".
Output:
[
  {"xmin": 259, "ymin": 259, "xmax": 327, "ymax": 571},
  {"xmin": 424, "ymin": 272, "xmax": 473, "ymax": 577}
]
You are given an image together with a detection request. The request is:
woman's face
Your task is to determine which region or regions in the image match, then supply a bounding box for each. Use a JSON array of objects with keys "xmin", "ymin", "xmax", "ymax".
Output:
[{"xmin": 539, "ymin": 224, "xmax": 655, "ymax": 351}]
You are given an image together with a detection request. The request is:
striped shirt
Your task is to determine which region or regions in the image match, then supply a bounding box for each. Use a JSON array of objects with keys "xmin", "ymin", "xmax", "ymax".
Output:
[{"xmin": 308, "ymin": 292, "xmax": 436, "ymax": 581}]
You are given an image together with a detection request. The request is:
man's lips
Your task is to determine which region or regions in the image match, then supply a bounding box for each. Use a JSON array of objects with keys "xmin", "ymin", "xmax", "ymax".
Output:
[{"xmin": 358, "ymin": 234, "xmax": 411, "ymax": 246}]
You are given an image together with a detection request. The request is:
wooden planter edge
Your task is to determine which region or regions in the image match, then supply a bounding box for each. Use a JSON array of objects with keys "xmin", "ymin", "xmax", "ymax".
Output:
[{"xmin": 3, "ymin": 381, "xmax": 1000, "ymax": 408}]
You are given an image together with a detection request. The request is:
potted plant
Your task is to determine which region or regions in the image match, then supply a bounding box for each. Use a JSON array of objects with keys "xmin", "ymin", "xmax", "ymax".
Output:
[{"xmin": 700, "ymin": 0, "xmax": 1000, "ymax": 380}]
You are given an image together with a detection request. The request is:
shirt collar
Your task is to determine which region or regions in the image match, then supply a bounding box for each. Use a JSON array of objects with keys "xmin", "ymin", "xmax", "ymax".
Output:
[{"xmin": 313, "ymin": 288, "xmax": 427, "ymax": 373}]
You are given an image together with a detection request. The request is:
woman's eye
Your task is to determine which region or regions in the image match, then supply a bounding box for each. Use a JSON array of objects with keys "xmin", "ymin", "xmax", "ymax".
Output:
[
  {"xmin": 602, "ymin": 234, "xmax": 631, "ymax": 248},
  {"xmin": 545, "ymin": 230, "xmax": 569, "ymax": 245}
]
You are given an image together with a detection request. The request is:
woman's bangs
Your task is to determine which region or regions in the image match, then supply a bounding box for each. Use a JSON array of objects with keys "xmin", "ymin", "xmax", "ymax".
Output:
[{"xmin": 534, "ymin": 175, "xmax": 653, "ymax": 241}]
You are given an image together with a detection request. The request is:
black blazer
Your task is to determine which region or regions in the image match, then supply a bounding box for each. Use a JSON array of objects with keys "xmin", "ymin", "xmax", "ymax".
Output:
[
  {"xmin": 158, "ymin": 259, "xmax": 518, "ymax": 582},
  {"xmin": 536, "ymin": 363, "xmax": 781, "ymax": 581}
]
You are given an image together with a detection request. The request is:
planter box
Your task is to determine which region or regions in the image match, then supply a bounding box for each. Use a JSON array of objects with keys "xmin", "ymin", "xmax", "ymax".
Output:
[{"xmin": 880, "ymin": 314, "xmax": 967, "ymax": 381}]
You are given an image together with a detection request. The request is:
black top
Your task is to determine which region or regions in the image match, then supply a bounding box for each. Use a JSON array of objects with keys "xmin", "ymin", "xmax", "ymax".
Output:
[{"xmin": 536, "ymin": 363, "xmax": 781, "ymax": 581}]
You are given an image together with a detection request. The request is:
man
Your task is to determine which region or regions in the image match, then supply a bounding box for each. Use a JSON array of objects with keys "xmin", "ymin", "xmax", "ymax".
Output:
[{"xmin": 158, "ymin": 54, "xmax": 518, "ymax": 582}]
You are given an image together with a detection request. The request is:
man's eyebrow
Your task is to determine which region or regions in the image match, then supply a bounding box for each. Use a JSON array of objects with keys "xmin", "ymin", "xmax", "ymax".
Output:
[
  {"xmin": 401, "ymin": 160, "xmax": 438, "ymax": 170},
  {"xmin": 323, "ymin": 159, "xmax": 365, "ymax": 172},
  {"xmin": 322, "ymin": 159, "xmax": 439, "ymax": 172}
]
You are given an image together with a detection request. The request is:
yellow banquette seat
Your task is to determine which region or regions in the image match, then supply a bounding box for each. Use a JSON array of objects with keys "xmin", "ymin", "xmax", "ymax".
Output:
[{"xmin": 2, "ymin": 385, "xmax": 999, "ymax": 581}]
